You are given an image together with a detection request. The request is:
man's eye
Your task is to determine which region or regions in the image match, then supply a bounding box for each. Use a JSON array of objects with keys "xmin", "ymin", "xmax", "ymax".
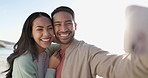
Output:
[
  {"xmin": 66, "ymin": 22, "xmax": 73, "ymax": 26},
  {"xmin": 54, "ymin": 24, "xmax": 60, "ymax": 27}
]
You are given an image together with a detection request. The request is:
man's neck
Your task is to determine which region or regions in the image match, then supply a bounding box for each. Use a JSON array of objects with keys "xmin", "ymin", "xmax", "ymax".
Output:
[
  {"xmin": 60, "ymin": 39, "xmax": 74, "ymax": 50},
  {"xmin": 60, "ymin": 44, "xmax": 70, "ymax": 50}
]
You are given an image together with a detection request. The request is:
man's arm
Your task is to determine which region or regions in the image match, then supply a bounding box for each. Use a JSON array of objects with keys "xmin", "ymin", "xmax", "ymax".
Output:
[{"xmin": 89, "ymin": 45, "xmax": 148, "ymax": 78}]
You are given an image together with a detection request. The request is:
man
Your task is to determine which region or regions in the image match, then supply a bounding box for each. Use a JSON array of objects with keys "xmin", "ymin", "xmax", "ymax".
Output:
[{"xmin": 51, "ymin": 6, "xmax": 148, "ymax": 78}]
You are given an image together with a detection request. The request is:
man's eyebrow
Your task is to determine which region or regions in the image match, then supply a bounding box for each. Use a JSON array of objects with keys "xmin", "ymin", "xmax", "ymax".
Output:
[
  {"xmin": 54, "ymin": 21, "xmax": 61, "ymax": 23},
  {"xmin": 65, "ymin": 20, "xmax": 72, "ymax": 22},
  {"xmin": 53, "ymin": 20, "xmax": 72, "ymax": 24}
]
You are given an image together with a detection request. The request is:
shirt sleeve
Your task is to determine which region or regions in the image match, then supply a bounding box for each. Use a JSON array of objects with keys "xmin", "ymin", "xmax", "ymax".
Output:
[
  {"xmin": 46, "ymin": 44, "xmax": 60, "ymax": 56},
  {"xmin": 88, "ymin": 45, "xmax": 148, "ymax": 78},
  {"xmin": 12, "ymin": 53, "xmax": 38, "ymax": 78},
  {"xmin": 45, "ymin": 68, "xmax": 56, "ymax": 78}
]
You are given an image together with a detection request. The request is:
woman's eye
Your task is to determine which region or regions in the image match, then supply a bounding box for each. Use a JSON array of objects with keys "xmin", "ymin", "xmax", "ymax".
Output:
[
  {"xmin": 37, "ymin": 29, "xmax": 43, "ymax": 31},
  {"xmin": 48, "ymin": 27, "xmax": 53, "ymax": 29}
]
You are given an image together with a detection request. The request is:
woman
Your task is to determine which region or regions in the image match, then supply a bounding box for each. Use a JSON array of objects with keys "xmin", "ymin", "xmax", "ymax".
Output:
[{"xmin": 4, "ymin": 12, "xmax": 60, "ymax": 78}]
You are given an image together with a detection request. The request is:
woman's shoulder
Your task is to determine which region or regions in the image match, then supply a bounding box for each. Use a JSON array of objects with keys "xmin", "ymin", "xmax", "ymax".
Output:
[
  {"xmin": 14, "ymin": 51, "xmax": 33, "ymax": 64},
  {"xmin": 13, "ymin": 51, "xmax": 38, "ymax": 76},
  {"xmin": 49, "ymin": 43, "xmax": 60, "ymax": 50},
  {"xmin": 46, "ymin": 43, "xmax": 60, "ymax": 55}
]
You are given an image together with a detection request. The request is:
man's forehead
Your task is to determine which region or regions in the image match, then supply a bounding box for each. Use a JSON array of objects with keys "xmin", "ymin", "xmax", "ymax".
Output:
[
  {"xmin": 53, "ymin": 14, "xmax": 73, "ymax": 23},
  {"xmin": 53, "ymin": 12, "xmax": 72, "ymax": 18}
]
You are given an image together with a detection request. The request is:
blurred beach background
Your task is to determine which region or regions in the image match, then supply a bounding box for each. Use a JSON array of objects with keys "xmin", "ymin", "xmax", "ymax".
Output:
[
  {"xmin": 1, "ymin": 0, "xmax": 148, "ymax": 78},
  {"xmin": 0, "ymin": 49, "xmax": 12, "ymax": 78},
  {"xmin": 0, "ymin": 40, "xmax": 14, "ymax": 78}
]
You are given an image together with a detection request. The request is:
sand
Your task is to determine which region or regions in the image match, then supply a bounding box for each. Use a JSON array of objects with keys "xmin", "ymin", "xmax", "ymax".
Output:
[{"xmin": 0, "ymin": 57, "xmax": 7, "ymax": 78}]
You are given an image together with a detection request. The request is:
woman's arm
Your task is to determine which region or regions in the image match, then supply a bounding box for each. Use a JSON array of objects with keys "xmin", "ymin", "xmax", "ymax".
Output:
[
  {"xmin": 45, "ymin": 51, "xmax": 61, "ymax": 78},
  {"xmin": 46, "ymin": 44, "xmax": 60, "ymax": 56}
]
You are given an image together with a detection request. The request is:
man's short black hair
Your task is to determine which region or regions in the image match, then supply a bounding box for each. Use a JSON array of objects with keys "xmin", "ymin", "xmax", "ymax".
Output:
[{"xmin": 51, "ymin": 6, "xmax": 75, "ymax": 19}]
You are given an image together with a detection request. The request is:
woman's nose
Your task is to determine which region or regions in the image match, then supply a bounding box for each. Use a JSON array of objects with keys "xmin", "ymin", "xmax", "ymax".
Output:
[{"xmin": 43, "ymin": 29, "xmax": 50, "ymax": 36}]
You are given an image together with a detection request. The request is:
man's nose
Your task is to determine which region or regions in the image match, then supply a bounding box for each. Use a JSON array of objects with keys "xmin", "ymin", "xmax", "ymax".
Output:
[{"xmin": 61, "ymin": 25, "xmax": 68, "ymax": 32}]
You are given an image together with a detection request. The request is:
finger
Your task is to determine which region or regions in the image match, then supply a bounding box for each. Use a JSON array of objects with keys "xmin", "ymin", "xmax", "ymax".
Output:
[
  {"xmin": 54, "ymin": 49, "xmax": 60, "ymax": 54},
  {"xmin": 55, "ymin": 51, "xmax": 61, "ymax": 56},
  {"xmin": 56, "ymin": 53, "xmax": 61, "ymax": 59},
  {"xmin": 55, "ymin": 54, "xmax": 61, "ymax": 60},
  {"xmin": 53, "ymin": 51, "xmax": 58, "ymax": 56}
]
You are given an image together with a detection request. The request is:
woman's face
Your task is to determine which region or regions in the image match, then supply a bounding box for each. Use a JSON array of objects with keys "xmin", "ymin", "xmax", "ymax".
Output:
[{"xmin": 32, "ymin": 16, "xmax": 54, "ymax": 52}]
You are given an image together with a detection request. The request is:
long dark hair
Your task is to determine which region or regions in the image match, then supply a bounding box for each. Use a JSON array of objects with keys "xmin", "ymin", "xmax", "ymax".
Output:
[{"xmin": 3, "ymin": 12, "xmax": 51, "ymax": 78}]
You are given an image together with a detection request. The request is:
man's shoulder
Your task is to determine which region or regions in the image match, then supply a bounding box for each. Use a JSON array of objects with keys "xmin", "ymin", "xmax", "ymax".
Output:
[
  {"xmin": 72, "ymin": 39, "xmax": 99, "ymax": 53},
  {"xmin": 77, "ymin": 39, "xmax": 97, "ymax": 48},
  {"xmin": 46, "ymin": 43, "xmax": 60, "ymax": 55}
]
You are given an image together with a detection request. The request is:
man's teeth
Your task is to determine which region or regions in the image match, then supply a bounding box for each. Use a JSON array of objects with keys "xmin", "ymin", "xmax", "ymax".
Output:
[
  {"xmin": 42, "ymin": 39, "xmax": 50, "ymax": 41},
  {"xmin": 60, "ymin": 34, "xmax": 69, "ymax": 37}
]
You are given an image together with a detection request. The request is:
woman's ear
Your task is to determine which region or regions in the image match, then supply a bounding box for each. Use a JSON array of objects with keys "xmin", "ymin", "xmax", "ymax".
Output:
[
  {"xmin": 51, "ymin": 35, "xmax": 60, "ymax": 43},
  {"xmin": 52, "ymin": 35, "xmax": 56, "ymax": 42}
]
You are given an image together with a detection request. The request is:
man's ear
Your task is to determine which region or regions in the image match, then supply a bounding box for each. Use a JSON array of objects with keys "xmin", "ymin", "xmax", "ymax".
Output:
[{"xmin": 74, "ymin": 23, "xmax": 77, "ymax": 30}]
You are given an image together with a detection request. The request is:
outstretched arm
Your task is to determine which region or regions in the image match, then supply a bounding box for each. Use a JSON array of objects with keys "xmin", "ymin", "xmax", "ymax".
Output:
[{"xmin": 89, "ymin": 45, "xmax": 148, "ymax": 78}]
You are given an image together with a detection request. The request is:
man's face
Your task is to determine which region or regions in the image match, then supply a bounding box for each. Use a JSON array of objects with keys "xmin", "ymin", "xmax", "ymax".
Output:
[{"xmin": 53, "ymin": 12, "xmax": 76, "ymax": 44}]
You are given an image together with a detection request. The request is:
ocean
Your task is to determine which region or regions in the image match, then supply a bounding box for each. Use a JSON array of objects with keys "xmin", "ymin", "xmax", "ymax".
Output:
[
  {"xmin": 0, "ymin": 47, "xmax": 13, "ymax": 78},
  {"xmin": 0, "ymin": 48, "xmax": 13, "ymax": 57}
]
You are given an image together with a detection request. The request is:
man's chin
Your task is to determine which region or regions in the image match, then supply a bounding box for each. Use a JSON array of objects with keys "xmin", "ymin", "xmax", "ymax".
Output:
[
  {"xmin": 59, "ymin": 39, "xmax": 71, "ymax": 44},
  {"xmin": 56, "ymin": 35, "xmax": 74, "ymax": 44},
  {"xmin": 60, "ymin": 38, "xmax": 74, "ymax": 44}
]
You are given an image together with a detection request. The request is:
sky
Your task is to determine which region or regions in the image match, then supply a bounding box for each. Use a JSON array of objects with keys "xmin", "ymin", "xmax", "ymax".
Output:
[{"xmin": 1, "ymin": 0, "xmax": 148, "ymax": 54}]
